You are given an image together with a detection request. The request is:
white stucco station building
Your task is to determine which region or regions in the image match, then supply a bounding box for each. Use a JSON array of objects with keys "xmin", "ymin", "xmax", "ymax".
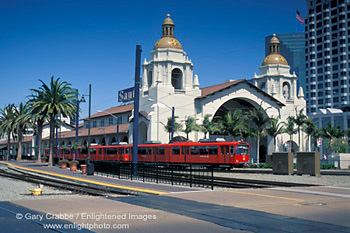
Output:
[
  {"xmin": 0, "ymin": 15, "xmax": 306, "ymax": 162},
  {"xmin": 135, "ymin": 15, "xmax": 306, "ymax": 162}
]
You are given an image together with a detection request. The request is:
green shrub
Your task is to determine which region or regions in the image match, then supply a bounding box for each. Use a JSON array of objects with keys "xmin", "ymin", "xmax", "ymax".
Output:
[{"xmin": 321, "ymin": 164, "xmax": 336, "ymax": 170}]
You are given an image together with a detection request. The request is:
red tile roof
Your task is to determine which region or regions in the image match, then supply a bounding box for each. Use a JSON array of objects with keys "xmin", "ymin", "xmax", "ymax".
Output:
[
  {"xmin": 83, "ymin": 104, "xmax": 134, "ymax": 120},
  {"xmin": 0, "ymin": 135, "xmax": 35, "ymax": 145},
  {"xmin": 43, "ymin": 123, "xmax": 129, "ymax": 140},
  {"xmin": 198, "ymin": 79, "xmax": 284, "ymax": 106},
  {"xmin": 199, "ymin": 79, "xmax": 244, "ymax": 98}
]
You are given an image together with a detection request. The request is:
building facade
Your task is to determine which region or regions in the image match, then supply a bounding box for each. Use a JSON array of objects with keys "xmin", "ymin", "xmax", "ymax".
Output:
[
  {"xmin": 305, "ymin": 0, "xmax": 350, "ymax": 115},
  {"xmin": 1, "ymin": 15, "xmax": 307, "ymax": 162}
]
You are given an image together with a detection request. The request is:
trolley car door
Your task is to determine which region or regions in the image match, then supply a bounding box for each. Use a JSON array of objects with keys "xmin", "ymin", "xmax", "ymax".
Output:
[
  {"xmin": 182, "ymin": 146, "xmax": 189, "ymax": 163},
  {"xmin": 221, "ymin": 146, "xmax": 229, "ymax": 163}
]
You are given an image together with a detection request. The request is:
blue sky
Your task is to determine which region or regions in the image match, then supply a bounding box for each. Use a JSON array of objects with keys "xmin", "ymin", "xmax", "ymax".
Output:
[{"xmin": 0, "ymin": 0, "xmax": 307, "ymax": 118}]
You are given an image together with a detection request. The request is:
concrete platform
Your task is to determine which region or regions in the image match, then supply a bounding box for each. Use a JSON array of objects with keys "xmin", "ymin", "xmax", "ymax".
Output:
[
  {"xmin": 1, "ymin": 161, "xmax": 349, "ymax": 232},
  {"xmin": 4, "ymin": 186, "xmax": 349, "ymax": 233},
  {"xmin": 0, "ymin": 161, "xmax": 201, "ymax": 195}
]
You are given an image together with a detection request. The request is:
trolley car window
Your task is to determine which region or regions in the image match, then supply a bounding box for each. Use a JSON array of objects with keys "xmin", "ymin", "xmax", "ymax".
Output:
[
  {"xmin": 230, "ymin": 146, "xmax": 235, "ymax": 154},
  {"xmin": 208, "ymin": 146, "xmax": 218, "ymax": 155},
  {"xmin": 138, "ymin": 148, "xmax": 146, "ymax": 155},
  {"xmin": 146, "ymin": 147, "xmax": 152, "ymax": 155},
  {"xmin": 235, "ymin": 146, "xmax": 249, "ymax": 155},
  {"xmin": 200, "ymin": 146, "xmax": 209, "ymax": 155},
  {"xmin": 125, "ymin": 148, "xmax": 130, "ymax": 154},
  {"xmin": 191, "ymin": 146, "xmax": 199, "ymax": 155},
  {"xmin": 91, "ymin": 148, "xmax": 97, "ymax": 154},
  {"xmin": 172, "ymin": 146, "xmax": 180, "ymax": 155},
  {"xmin": 63, "ymin": 149, "xmax": 70, "ymax": 155},
  {"xmin": 80, "ymin": 147, "xmax": 88, "ymax": 154},
  {"xmin": 106, "ymin": 148, "xmax": 118, "ymax": 154},
  {"xmin": 158, "ymin": 147, "xmax": 165, "ymax": 155},
  {"xmin": 119, "ymin": 148, "xmax": 124, "ymax": 155}
]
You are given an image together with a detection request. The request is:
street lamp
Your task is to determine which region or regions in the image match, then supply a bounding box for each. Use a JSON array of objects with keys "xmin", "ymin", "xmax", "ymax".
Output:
[
  {"xmin": 148, "ymin": 99, "xmax": 175, "ymax": 143},
  {"xmin": 82, "ymin": 84, "xmax": 93, "ymax": 175},
  {"xmin": 97, "ymin": 110, "xmax": 120, "ymax": 144},
  {"xmin": 74, "ymin": 94, "xmax": 86, "ymax": 160}
]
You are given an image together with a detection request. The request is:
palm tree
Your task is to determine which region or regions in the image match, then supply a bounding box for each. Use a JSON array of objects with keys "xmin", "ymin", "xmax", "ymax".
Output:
[
  {"xmin": 27, "ymin": 92, "xmax": 47, "ymax": 163},
  {"xmin": 0, "ymin": 104, "xmax": 17, "ymax": 160},
  {"xmin": 303, "ymin": 118, "xmax": 317, "ymax": 152},
  {"xmin": 30, "ymin": 76, "xmax": 77, "ymax": 166},
  {"xmin": 14, "ymin": 102, "xmax": 31, "ymax": 161},
  {"xmin": 322, "ymin": 121, "xmax": 344, "ymax": 139},
  {"xmin": 183, "ymin": 116, "xmax": 199, "ymax": 140},
  {"xmin": 200, "ymin": 114, "xmax": 220, "ymax": 139},
  {"xmin": 249, "ymin": 104, "xmax": 271, "ymax": 163},
  {"xmin": 164, "ymin": 116, "xmax": 182, "ymax": 142},
  {"xmin": 294, "ymin": 107, "xmax": 307, "ymax": 151},
  {"xmin": 266, "ymin": 116, "xmax": 284, "ymax": 152},
  {"xmin": 283, "ymin": 116, "xmax": 297, "ymax": 152},
  {"xmin": 219, "ymin": 110, "xmax": 247, "ymax": 140}
]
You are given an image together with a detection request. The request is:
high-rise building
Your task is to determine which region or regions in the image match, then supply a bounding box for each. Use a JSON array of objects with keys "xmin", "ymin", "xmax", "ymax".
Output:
[
  {"xmin": 265, "ymin": 33, "xmax": 306, "ymax": 91},
  {"xmin": 305, "ymin": 0, "xmax": 350, "ymax": 115}
]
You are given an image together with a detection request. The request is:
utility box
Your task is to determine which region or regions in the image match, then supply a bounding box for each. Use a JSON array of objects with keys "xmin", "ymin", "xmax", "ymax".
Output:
[
  {"xmin": 272, "ymin": 152, "xmax": 293, "ymax": 175},
  {"xmin": 297, "ymin": 152, "xmax": 320, "ymax": 176},
  {"xmin": 266, "ymin": 154, "xmax": 273, "ymax": 167}
]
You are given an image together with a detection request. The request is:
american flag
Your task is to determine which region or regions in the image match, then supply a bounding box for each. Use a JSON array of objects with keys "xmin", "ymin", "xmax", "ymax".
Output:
[{"xmin": 296, "ymin": 10, "xmax": 304, "ymax": 24}]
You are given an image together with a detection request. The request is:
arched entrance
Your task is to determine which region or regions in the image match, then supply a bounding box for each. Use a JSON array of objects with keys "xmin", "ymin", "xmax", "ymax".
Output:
[
  {"xmin": 101, "ymin": 138, "xmax": 106, "ymax": 146},
  {"xmin": 211, "ymin": 98, "xmax": 269, "ymax": 163},
  {"xmin": 283, "ymin": 140, "xmax": 299, "ymax": 154},
  {"xmin": 122, "ymin": 136, "xmax": 128, "ymax": 143}
]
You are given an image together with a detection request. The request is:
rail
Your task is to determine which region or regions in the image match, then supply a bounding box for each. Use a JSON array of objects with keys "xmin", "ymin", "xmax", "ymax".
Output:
[{"xmin": 91, "ymin": 161, "xmax": 314, "ymax": 190}]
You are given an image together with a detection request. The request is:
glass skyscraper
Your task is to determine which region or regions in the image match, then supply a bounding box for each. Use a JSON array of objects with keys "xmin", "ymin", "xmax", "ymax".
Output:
[
  {"xmin": 305, "ymin": 0, "xmax": 350, "ymax": 115},
  {"xmin": 265, "ymin": 33, "xmax": 306, "ymax": 92}
]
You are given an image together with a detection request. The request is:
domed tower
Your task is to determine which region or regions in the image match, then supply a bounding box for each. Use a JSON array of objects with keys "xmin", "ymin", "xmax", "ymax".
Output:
[
  {"xmin": 139, "ymin": 14, "xmax": 201, "ymax": 143},
  {"xmin": 253, "ymin": 34, "xmax": 299, "ymax": 102},
  {"xmin": 153, "ymin": 14, "xmax": 183, "ymax": 50}
]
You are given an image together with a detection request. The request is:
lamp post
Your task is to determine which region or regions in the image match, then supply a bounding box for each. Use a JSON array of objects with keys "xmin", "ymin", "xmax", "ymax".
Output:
[
  {"xmin": 81, "ymin": 84, "xmax": 93, "ymax": 175},
  {"xmin": 75, "ymin": 95, "xmax": 86, "ymax": 160},
  {"xmin": 97, "ymin": 110, "xmax": 120, "ymax": 144},
  {"xmin": 132, "ymin": 44, "xmax": 142, "ymax": 178},
  {"xmin": 149, "ymin": 99, "xmax": 175, "ymax": 143}
]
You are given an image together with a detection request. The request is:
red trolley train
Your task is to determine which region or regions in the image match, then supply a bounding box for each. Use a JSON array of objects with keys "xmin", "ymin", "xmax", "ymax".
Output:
[{"xmin": 48, "ymin": 140, "xmax": 250, "ymax": 168}]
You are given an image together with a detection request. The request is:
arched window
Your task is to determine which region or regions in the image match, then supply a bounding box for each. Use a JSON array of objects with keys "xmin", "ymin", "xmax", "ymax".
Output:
[
  {"xmin": 260, "ymin": 82, "xmax": 266, "ymax": 91},
  {"xmin": 148, "ymin": 70, "xmax": 153, "ymax": 87},
  {"xmin": 283, "ymin": 82, "xmax": 291, "ymax": 99},
  {"xmin": 171, "ymin": 68, "xmax": 182, "ymax": 90},
  {"xmin": 101, "ymin": 138, "xmax": 106, "ymax": 146}
]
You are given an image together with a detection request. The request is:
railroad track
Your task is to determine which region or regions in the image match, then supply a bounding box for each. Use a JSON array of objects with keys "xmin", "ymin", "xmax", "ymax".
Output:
[
  {"xmin": 0, "ymin": 167, "xmax": 133, "ymax": 196},
  {"xmin": 97, "ymin": 169, "xmax": 315, "ymax": 189}
]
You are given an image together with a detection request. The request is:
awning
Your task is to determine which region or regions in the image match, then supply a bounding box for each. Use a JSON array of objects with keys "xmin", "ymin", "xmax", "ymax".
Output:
[{"xmin": 0, "ymin": 145, "xmax": 7, "ymax": 150}]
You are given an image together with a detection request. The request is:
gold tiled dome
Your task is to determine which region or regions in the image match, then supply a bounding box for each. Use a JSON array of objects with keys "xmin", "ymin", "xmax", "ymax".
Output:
[
  {"xmin": 154, "ymin": 14, "xmax": 183, "ymax": 50},
  {"xmin": 261, "ymin": 34, "xmax": 288, "ymax": 66}
]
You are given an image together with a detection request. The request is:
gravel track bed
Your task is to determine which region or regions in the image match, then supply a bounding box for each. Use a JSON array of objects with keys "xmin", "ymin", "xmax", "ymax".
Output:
[
  {"xmin": 215, "ymin": 172, "xmax": 350, "ymax": 186},
  {"xmin": 0, "ymin": 175, "xmax": 84, "ymax": 201}
]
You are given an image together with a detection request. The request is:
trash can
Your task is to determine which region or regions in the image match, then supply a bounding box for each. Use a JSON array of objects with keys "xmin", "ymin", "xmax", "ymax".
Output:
[{"xmin": 87, "ymin": 163, "xmax": 94, "ymax": 176}]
